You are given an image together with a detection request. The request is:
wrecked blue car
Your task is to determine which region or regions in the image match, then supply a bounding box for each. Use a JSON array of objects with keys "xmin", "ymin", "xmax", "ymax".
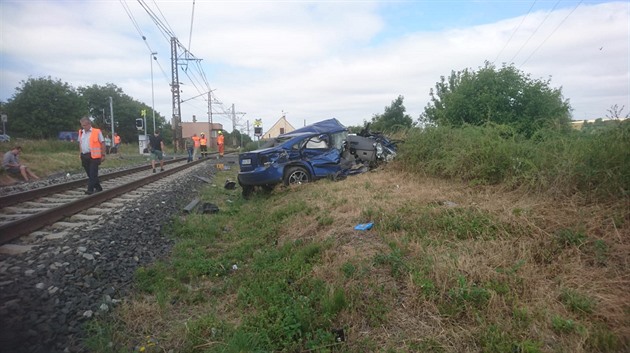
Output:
[{"xmin": 237, "ymin": 118, "xmax": 396, "ymax": 197}]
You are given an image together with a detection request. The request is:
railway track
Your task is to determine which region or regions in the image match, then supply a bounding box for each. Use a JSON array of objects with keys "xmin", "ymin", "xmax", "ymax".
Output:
[{"xmin": 0, "ymin": 156, "xmax": 210, "ymax": 245}]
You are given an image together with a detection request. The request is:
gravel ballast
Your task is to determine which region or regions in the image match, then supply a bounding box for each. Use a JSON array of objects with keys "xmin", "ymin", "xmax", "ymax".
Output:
[{"xmin": 0, "ymin": 161, "xmax": 219, "ymax": 353}]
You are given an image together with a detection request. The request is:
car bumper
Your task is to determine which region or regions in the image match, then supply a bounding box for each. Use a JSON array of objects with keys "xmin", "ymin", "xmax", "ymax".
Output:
[{"xmin": 238, "ymin": 165, "xmax": 284, "ymax": 186}]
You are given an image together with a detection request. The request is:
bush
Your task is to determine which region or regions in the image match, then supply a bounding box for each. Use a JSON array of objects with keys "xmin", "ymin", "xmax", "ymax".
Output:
[{"xmin": 398, "ymin": 121, "xmax": 630, "ymax": 200}]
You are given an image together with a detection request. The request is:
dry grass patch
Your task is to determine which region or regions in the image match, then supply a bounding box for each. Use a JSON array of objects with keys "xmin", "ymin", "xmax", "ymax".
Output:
[{"xmin": 92, "ymin": 163, "xmax": 628, "ymax": 352}]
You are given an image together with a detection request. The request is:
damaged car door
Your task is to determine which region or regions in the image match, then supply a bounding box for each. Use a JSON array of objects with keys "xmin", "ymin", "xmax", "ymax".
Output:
[{"xmin": 300, "ymin": 133, "xmax": 344, "ymax": 178}]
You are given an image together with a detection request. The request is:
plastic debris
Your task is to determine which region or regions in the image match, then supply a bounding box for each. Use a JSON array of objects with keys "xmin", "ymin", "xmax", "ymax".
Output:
[
  {"xmin": 354, "ymin": 222, "xmax": 374, "ymax": 231},
  {"xmin": 201, "ymin": 202, "xmax": 219, "ymax": 214}
]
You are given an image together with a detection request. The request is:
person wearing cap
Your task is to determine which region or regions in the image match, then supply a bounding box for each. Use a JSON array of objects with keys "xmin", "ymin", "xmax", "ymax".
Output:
[
  {"xmin": 217, "ymin": 130, "xmax": 225, "ymax": 158},
  {"xmin": 191, "ymin": 133, "xmax": 200, "ymax": 160},
  {"xmin": 200, "ymin": 133, "xmax": 208, "ymax": 158}
]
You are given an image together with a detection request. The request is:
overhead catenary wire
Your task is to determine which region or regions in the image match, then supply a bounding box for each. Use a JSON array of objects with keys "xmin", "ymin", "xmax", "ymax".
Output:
[
  {"xmin": 122, "ymin": 0, "xmax": 244, "ymax": 126},
  {"xmin": 120, "ymin": 0, "xmax": 154, "ymax": 54},
  {"xmin": 136, "ymin": 0, "xmax": 175, "ymax": 41},
  {"xmin": 151, "ymin": 0, "xmax": 176, "ymax": 38}
]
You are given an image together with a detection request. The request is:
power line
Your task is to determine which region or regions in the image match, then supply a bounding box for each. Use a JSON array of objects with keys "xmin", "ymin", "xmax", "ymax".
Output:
[
  {"xmin": 137, "ymin": 0, "xmax": 175, "ymax": 41},
  {"xmin": 509, "ymin": 0, "xmax": 561, "ymax": 63},
  {"xmin": 123, "ymin": 0, "xmax": 245, "ymax": 130},
  {"xmin": 520, "ymin": 0, "xmax": 584, "ymax": 67},
  {"xmin": 150, "ymin": 0, "xmax": 176, "ymax": 38},
  {"xmin": 493, "ymin": 0, "xmax": 538, "ymax": 64},
  {"xmin": 120, "ymin": 0, "xmax": 154, "ymax": 53}
]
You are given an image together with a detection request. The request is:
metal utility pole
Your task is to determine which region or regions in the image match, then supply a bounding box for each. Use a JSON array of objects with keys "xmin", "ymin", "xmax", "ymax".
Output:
[
  {"xmin": 232, "ymin": 104, "xmax": 237, "ymax": 147},
  {"xmin": 231, "ymin": 103, "xmax": 236, "ymax": 133},
  {"xmin": 150, "ymin": 52, "xmax": 157, "ymax": 134},
  {"xmin": 108, "ymin": 97, "xmax": 115, "ymax": 142},
  {"xmin": 170, "ymin": 37, "xmax": 182, "ymax": 152},
  {"xmin": 208, "ymin": 91, "xmax": 213, "ymax": 146}
]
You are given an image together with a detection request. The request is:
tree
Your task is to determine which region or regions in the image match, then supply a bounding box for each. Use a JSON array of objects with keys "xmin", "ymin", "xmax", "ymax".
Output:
[
  {"xmin": 369, "ymin": 95, "xmax": 414, "ymax": 132},
  {"xmin": 78, "ymin": 84, "xmax": 166, "ymax": 144},
  {"xmin": 420, "ymin": 62, "xmax": 572, "ymax": 137},
  {"xmin": 228, "ymin": 129, "xmax": 253, "ymax": 148},
  {"xmin": 605, "ymin": 104, "xmax": 629, "ymax": 120},
  {"xmin": 4, "ymin": 77, "xmax": 87, "ymax": 138}
]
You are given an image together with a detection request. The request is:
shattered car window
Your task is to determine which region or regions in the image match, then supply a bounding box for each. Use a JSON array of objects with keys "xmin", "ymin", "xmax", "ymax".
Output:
[
  {"xmin": 330, "ymin": 131, "xmax": 348, "ymax": 150},
  {"xmin": 270, "ymin": 136, "xmax": 293, "ymax": 148},
  {"xmin": 305, "ymin": 136, "xmax": 329, "ymax": 149}
]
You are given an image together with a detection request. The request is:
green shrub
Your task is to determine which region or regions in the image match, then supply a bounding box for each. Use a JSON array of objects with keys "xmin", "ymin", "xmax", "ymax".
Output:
[{"xmin": 398, "ymin": 122, "xmax": 630, "ymax": 200}]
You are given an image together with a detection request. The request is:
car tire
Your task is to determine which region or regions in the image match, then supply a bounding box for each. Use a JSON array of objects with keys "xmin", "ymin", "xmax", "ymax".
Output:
[
  {"xmin": 241, "ymin": 185, "xmax": 254, "ymax": 199},
  {"xmin": 283, "ymin": 166, "xmax": 311, "ymax": 186},
  {"xmin": 261, "ymin": 184, "xmax": 276, "ymax": 192}
]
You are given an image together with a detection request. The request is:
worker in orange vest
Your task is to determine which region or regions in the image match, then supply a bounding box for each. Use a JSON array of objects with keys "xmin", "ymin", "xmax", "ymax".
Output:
[
  {"xmin": 217, "ymin": 130, "xmax": 225, "ymax": 158},
  {"xmin": 200, "ymin": 133, "xmax": 208, "ymax": 158},
  {"xmin": 191, "ymin": 133, "xmax": 201, "ymax": 160},
  {"xmin": 113, "ymin": 133, "xmax": 121, "ymax": 154},
  {"xmin": 78, "ymin": 117, "xmax": 106, "ymax": 195}
]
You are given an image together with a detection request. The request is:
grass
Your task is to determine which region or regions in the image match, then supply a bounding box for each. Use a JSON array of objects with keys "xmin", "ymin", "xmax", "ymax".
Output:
[
  {"xmin": 0, "ymin": 139, "xmax": 164, "ymax": 183},
  {"xmin": 398, "ymin": 122, "xmax": 630, "ymax": 200},
  {"xmin": 13, "ymin": 129, "xmax": 626, "ymax": 352},
  {"xmin": 82, "ymin": 164, "xmax": 628, "ymax": 352}
]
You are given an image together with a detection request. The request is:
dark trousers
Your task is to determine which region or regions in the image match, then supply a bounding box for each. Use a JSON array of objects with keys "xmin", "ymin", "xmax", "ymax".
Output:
[
  {"xmin": 81, "ymin": 153, "xmax": 102, "ymax": 192},
  {"xmin": 187, "ymin": 147, "xmax": 194, "ymax": 162},
  {"xmin": 200, "ymin": 145, "xmax": 207, "ymax": 157}
]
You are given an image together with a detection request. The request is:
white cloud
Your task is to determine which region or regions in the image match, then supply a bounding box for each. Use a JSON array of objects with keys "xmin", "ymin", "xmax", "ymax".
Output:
[{"xmin": 1, "ymin": 1, "xmax": 628, "ymax": 132}]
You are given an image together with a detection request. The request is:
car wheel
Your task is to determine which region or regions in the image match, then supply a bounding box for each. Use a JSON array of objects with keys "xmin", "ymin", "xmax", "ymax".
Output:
[
  {"xmin": 284, "ymin": 166, "xmax": 311, "ymax": 186},
  {"xmin": 241, "ymin": 185, "xmax": 254, "ymax": 199},
  {"xmin": 261, "ymin": 184, "xmax": 276, "ymax": 192}
]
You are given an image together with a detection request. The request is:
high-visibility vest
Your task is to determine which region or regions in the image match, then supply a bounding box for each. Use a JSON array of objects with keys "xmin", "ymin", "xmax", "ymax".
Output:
[
  {"xmin": 79, "ymin": 128, "xmax": 103, "ymax": 159},
  {"xmin": 114, "ymin": 135, "xmax": 121, "ymax": 144},
  {"xmin": 217, "ymin": 134, "xmax": 225, "ymax": 145},
  {"xmin": 200, "ymin": 137, "xmax": 207, "ymax": 146},
  {"xmin": 192, "ymin": 135, "xmax": 200, "ymax": 147}
]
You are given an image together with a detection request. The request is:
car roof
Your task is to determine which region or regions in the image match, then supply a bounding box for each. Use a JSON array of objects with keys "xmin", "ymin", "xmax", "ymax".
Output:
[{"xmin": 281, "ymin": 118, "xmax": 347, "ymax": 137}]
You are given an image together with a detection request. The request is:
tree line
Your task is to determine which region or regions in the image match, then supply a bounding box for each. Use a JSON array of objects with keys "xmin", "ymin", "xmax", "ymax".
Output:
[
  {"xmin": 2, "ymin": 62, "xmax": 587, "ymax": 144},
  {"xmin": 0, "ymin": 77, "xmax": 170, "ymax": 144}
]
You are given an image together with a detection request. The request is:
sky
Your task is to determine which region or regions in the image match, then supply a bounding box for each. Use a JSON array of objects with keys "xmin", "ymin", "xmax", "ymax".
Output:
[{"xmin": 1, "ymin": 0, "xmax": 629, "ymax": 135}]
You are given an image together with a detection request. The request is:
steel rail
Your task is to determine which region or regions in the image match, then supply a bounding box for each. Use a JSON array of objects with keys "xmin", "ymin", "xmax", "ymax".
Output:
[
  {"xmin": 0, "ymin": 158, "xmax": 205, "ymax": 245},
  {"xmin": 0, "ymin": 157, "xmax": 192, "ymax": 208}
]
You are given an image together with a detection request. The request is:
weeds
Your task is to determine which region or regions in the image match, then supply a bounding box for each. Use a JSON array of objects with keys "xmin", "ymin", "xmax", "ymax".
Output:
[
  {"xmin": 83, "ymin": 132, "xmax": 628, "ymax": 352},
  {"xmin": 399, "ymin": 122, "xmax": 630, "ymax": 200},
  {"xmin": 551, "ymin": 315, "xmax": 582, "ymax": 334},
  {"xmin": 560, "ymin": 288, "xmax": 596, "ymax": 315}
]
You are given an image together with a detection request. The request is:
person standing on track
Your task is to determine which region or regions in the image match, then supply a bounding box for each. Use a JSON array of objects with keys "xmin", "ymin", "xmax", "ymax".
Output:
[
  {"xmin": 149, "ymin": 130, "xmax": 165, "ymax": 173},
  {"xmin": 200, "ymin": 133, "xmax": 208, "ymax": 158},
  {"xmin": 79, "ymin": 117, "xmax": 106, "ymax": 195},
  {"xmin": 185, "ymin": 136, "xmax": 194, "ymax": 162},
  {"xmin": 217, "ymin": 130, "xmax": 225, "ymax": 158},
  {"xmin": 191, "ymin": 133, "xmax": 200, "ymax": 160}
]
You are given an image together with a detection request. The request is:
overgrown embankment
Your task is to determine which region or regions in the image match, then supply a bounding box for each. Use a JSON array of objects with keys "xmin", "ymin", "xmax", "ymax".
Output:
[
  {"xmin": 85, "ymin": 123, "xmax": 628, "ymax": 353},
  {"xmin": 397, "ymin": 122, "xmax": 630, "ymax": 200}
]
